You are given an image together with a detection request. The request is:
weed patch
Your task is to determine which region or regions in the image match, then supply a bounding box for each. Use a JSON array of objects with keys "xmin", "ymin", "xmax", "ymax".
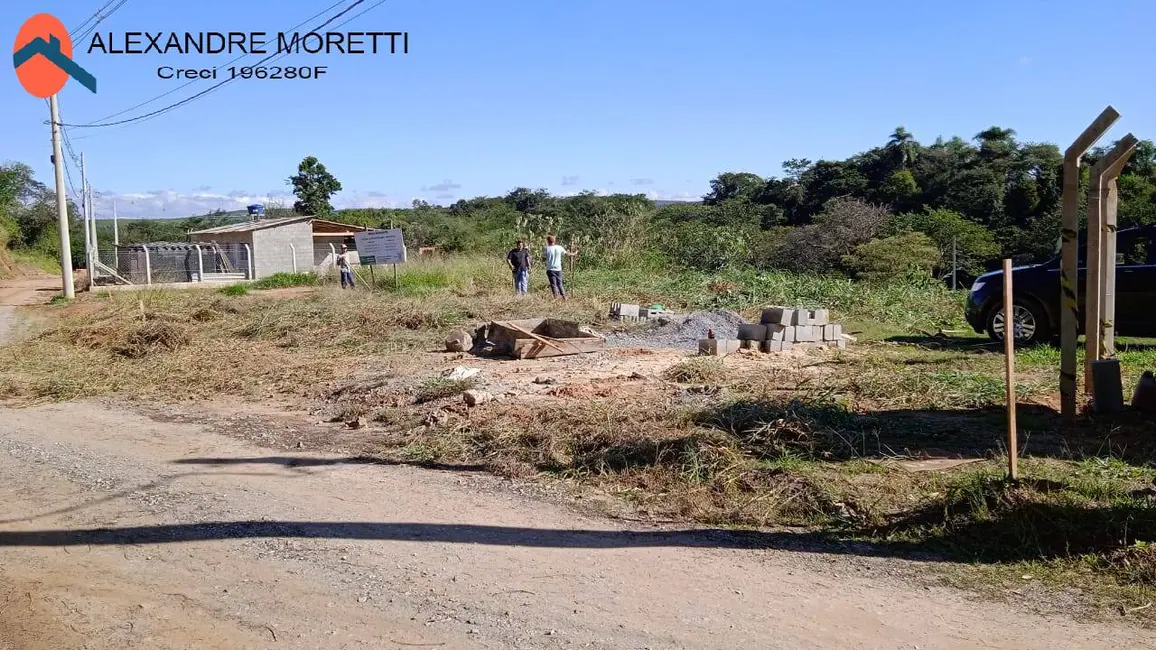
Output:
[
  {"xmin": 414, "ymin": 377, "xmax": 478, "ymax": 404},
  {"xmin": 217, "ymin": 284, "xmax": 249, "ymax": 297},
  {"xmin": 662, "ymin": 357, "xmax": 728, "ymax": 384},
  {"xmin": 252, "ymin": 272, "xmax": 319, "ymax": 289}
]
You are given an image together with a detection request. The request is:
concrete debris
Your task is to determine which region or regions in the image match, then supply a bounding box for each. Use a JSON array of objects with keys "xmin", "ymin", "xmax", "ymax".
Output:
[
  {"xmin": 443, "ymin": 366, "xmax": 481, "ymax": 381},
  {"xmin": 444, "ymin": 329, "xmax": 473, "ymax": 353},
  {"xmin": 533, "ymin": 376, "xmax": 558, "ymax": 385},
  {"xmin": 462, "ymin": 389, "xmax": 491, "ymax": 407},
  {"xmin": 346, "ymin": 417, "xmax": 367, "ymax": 430}
]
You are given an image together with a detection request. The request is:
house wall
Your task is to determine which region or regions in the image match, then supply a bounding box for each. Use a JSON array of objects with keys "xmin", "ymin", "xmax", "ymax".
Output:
[
  {"xmin": 313, "ymin": 235, "xmax": 360, "ymax": 269},
  {"xmin": 251, "ymin": 221, "xmax": 313, "ymax": 278}
]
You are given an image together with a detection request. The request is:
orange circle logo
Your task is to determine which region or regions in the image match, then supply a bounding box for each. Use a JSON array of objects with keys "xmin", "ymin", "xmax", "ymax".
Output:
[{"xmin": 13, "ymin": 13, "xmax": 73, "ymax": 98}]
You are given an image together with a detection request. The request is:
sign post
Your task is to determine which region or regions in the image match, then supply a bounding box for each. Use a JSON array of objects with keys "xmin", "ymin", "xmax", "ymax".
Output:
[{"xmin": 353, "ymin": 228, "xmax": 407, "ymax": 290}]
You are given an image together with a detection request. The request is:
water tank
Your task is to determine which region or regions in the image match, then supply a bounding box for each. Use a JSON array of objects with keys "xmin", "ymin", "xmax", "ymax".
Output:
[{"xmin": 247, "ymin": 204, "xmax": 265, "ymax": 219}]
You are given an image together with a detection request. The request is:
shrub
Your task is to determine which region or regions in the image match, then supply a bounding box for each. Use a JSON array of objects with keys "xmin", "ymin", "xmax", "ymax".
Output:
[
  {"xmin": 775, "ymin": 198, "xmax": 890, "ymax": 274},
  {"xmin": 664, "ymin": 222, "xmax": 749, "ymax": 272},
  {"xmin": 885, "ymin": 208, "xmax": 1000, "ymax": 276},
  {"xmin": 217, "ymin": 284, "xmax": 249, "ymax": 296},
  {"xmin": 252, "ymin": 272, "xmax": 319, "ymax": 289},
  {"xmin": 842, "ymin": 231, "xmax": 940, "ymax": 283}
]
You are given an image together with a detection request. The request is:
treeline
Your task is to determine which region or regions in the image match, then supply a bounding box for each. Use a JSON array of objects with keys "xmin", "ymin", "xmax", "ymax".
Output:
[{"xmin": 6, "ymin": 125, "xmax": 1155, "ymax": 281}]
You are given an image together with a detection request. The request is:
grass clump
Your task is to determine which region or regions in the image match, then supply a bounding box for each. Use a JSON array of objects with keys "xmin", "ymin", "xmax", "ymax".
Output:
[
  {"xmin": 414, "ymin": 376, "xmax": 478, "ymax": 404},
  {"xmin": 662, "ymin": 357, "xmax": 729, "ymax": 384},
  {"xmin": 111, "ymin": 320, "xmax": 192, "ymax": 358},
  {"xmin": 252, "ymin": 272, "xmax": 319, "ymax": 289},
  {"xmin": 217, "ymin": 284, "xmax": 249, "ymax": 297}
]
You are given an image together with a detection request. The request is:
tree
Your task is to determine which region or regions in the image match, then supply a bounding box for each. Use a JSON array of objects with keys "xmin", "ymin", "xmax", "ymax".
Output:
[
  {"xmin": 842, "ymin": 231, "xmax": 940, "ymax": 283},
  {"xmin": 287, "ymin": 156, "xmax": 342, "ymax": 217},
  {"xmin": 703, "ymin": 172, "xmax": 764, "ymax": 205},
  {"xmin": 886, "ymin": 126, "xmax": 918, "ymax": 169}
]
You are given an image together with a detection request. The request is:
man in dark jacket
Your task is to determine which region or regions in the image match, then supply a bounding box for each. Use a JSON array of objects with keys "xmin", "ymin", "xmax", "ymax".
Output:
[{"xmin": 506, "ymin": 240, "xmax": 531, "ymax": 295}]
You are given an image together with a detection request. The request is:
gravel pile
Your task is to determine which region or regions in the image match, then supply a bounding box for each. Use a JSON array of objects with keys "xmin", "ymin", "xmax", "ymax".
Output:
[{"xmin": 605, "ymin": 309, "xmax": 746, "ymax": 349}]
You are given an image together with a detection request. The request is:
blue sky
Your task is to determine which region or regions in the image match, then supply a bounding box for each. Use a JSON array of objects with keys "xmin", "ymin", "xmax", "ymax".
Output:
[{"xmin": 4, "ymin": 0, "xmax": 1156, "ymax": 219}]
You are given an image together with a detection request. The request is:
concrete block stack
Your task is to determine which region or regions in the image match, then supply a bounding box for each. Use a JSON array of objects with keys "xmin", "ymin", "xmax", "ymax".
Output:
[
  {"xmin": 610, "ymin": 302, "xmax": 676, "ymax": 322},
  {"xmin": 698, "ymin": 306, "xmax": 851, "ymax": 356}
]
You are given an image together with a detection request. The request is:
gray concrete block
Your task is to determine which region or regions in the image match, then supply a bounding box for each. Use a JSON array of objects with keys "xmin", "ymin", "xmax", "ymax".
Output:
[
  {"xmin": 792, "ymin": 310, "xmax": 811, "ymax": 326},
  {"xmin": 760, "ymin": 340, "xmax": 781, "ymax": 353},
  {"xmin": 1091, "ymin": 359, "xmax": 1125, "ymax": 413},
  {"xmin": 698, "ymin": 339, "xmax": 740, "ymax": 356},
  {"xmin": 780, "ymin": 340, "xmax": 793, "ymax": 351},
  {"xmin": 738, "ymin": 323, "xmax": 768, "ymax": 340},
  {"xmin": 795, "ymin": 325, "xmax": 814, "ymax": 342},
  {"xmin": 823, "ymin": 323, "xmax": 842, "ymax": 341},
  {"xmin": 768, "ymin": 324, "xmax": 794, "ymax": 342},
  {"xmin": 740, "ymin": 339, "xmax": 758, "ymax": 350},
  {"xmin": 811, "ymin": 309, "xmax": 830, "ymax": 326},
  {"xmin": 614, "ymin": 303, "xmax": 640, "ymax": 318},
  {"xmin": 760, "ymin": 307, "xmax": 794, "ymax": 325}
]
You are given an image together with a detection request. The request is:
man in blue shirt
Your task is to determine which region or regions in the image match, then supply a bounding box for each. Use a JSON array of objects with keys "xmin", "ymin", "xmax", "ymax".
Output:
[{"xmin": 543, "ymin": 234, "xmax": 577, "ymax": 300}]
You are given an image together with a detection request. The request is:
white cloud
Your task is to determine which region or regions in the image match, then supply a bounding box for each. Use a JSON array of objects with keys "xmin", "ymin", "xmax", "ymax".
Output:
[{"xmin": 88, "ymin": 188, "xmax": 407, "ymax": 219}]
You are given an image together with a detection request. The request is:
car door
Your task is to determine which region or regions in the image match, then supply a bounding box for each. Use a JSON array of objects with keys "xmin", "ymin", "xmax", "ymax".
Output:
[{"xmin": 1114, "ymin": 231, "xmax": 1156, "ymax": 337}]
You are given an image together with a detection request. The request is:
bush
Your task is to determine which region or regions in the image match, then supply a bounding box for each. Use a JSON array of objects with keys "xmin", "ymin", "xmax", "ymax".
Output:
[
  {"xmin": 775, "ymin": 198, "xmax": 889, "ymax": 274},
  {"xmin": 217, "ymin": 284, "xmax": 249, "ymax": 296},
  {"xmin": 664, "ymin": 222, "xmax": 749, "ymax": 272},
  {"xmin": 842, "ymin": 231, "xmax": 940, "ymax": 283},
  {"xmin": 885, "ymin": 208, "xmax": 1000, "ymax": 276}
]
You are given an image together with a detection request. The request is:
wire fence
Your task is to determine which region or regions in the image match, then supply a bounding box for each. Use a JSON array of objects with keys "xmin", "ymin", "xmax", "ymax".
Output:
[{"xmin": 97, "ymin": 242, "xmax": 251, "ymax": 285}]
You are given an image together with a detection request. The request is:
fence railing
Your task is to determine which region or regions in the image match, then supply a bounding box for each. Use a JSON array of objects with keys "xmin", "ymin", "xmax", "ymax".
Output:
[{"xmin": 97, "ymin": 243, "xmax": 252, "ymax": 285}]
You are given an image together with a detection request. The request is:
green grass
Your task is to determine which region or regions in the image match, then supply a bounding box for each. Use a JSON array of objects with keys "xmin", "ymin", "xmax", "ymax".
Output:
[
  {"xmin": 251, "ymin": 272, "xmax": 319, "ymax": 289},
  {"xmin": 217, "ymin": 284, "xmax": 249, "ymax": 297},
  {"xmin": 414, "ymin": 376, "xmax": 479, "ymax": 404}
]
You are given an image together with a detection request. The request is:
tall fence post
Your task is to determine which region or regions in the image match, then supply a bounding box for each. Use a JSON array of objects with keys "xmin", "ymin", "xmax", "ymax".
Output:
[
  {"xmin": 143, "ymin": 245, "xmax": 152, "ymax": 285},
  {"xmin": 290, "ymin": 243, "xmax": 298, "ymax": 273},
  {"xmin": 1002, "ymin": 258, "xmax": 1019, "ymax": 481},
  {"xmin": 243, "ymin": 243, "xmax": 253, "ymax": 280},
  {"xmin": 329, "ymin": 243, "xmax": 337, "ymax": 279},
  {"xmin": 1060, "ymin": 106, "xmax": 1118, "ymax": 420},
  {"xmin": 195, "ymin": 245, "xmax": 204, "ymax": 282},
  {"xmin": 951, "ymin": 237, "xmax": 958, "ymax": 290}
]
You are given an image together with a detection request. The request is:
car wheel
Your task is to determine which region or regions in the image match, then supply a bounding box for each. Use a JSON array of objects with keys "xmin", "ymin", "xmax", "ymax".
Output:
[{"xmin": 987, "ymin": 299, "xmax": 1049, "ymax": 345}]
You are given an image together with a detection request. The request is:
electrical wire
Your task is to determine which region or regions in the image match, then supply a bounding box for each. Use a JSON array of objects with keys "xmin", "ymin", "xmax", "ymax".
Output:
[
  {"xmin": 83, "ymin": 0, "xmax": 349, "ymax": 125},
  {"xmin": 73, "ymin": 0, "xmax": 132, "ymax": 44},
  {"xmin": 61, "ymin": 0, "xmax": 372, "ymax": 130},
  {"xmin": 69, "ymin": 0, "xmax": 117, "ymax": 38},
  {"xmin": 44, "ymin": 99, "xmax": 82, "ymax": 200}
]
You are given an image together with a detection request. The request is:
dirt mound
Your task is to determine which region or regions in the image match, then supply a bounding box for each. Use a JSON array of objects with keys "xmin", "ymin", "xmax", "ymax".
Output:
[{"xmin": 605, "ymin": 309, "xmax": 745, "ymax": 349}]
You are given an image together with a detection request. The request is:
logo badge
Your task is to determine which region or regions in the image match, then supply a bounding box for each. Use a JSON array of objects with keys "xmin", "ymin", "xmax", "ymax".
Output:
[{"xmin": 13, "ymin": 13, "xmax": 97, "ymax": 98}]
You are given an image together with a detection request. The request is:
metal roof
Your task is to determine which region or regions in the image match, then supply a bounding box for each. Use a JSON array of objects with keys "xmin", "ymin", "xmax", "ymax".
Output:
[{"xmin": 187, "ymin": 215, "xmax": 313, "ymax": 235}]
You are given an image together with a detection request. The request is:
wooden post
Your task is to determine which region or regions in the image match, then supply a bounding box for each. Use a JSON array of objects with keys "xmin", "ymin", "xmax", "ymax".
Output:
[
  {"xmin": 1085, "ymin": 135, "xmax": 1137, "ymax": 393},
  {"xmin": 1101, "ymin": 142, "xmax": 1136, "ymax": 359},
  {"xmin": 1060, "ymin": 106, "xmax": 1118, "ymax": 421},
  {"xmin": 1002, "ymin": 258, "xmax": 1019, "ymax": 481}
]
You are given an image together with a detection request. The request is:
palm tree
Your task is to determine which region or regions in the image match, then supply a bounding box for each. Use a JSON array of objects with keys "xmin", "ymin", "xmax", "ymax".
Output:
[{"xmin": 887, "ymin": 126, "xmax": 918, "ymax": 168}]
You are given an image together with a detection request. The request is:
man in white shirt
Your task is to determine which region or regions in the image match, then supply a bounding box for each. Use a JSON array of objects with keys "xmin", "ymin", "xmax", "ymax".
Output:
[{"xmin": 543, "ymin": 234, "xmax": 577, "ymax": 300}]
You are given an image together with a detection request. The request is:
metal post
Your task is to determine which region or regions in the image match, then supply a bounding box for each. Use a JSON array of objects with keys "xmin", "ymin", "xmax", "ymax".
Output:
[
  {"xmin": 1060, "ymin": 106, "xmax": 1118, "ymax": 420},
  {"xmin": 48, "ymin": 95, "xmax": 74, "ymax": 299},
  {"xmin": 1084, "ymin": 135, "xmax": 1138, "ymax": 394},
  {"xmin": 1103, "ymin": 178, "xmax": 1124, "ymax": 357},
  {"xmin": 951, "ymin": 237, "xmax": 957, "ymax": 290},
  {"xmin": 329, "ymin": 243, "xmax": 337, "ymax": 270},
  {"xmin": 143, "ymin": 245, "xmax": 152, "ymax": 285},
  {"xmin": 195, "ymin": 244, "xmax": 204, "ymax": 282},
  {"xmin": 112, "ymin": 200, "xmax": 119, "ymax": 271},
  {"xmin": 243, "ymin": 243, "xmax": 253, "ymax": 280},
  {"xmin": 289, "ymin": 243, "xmax": 297, "ymax": 273}
]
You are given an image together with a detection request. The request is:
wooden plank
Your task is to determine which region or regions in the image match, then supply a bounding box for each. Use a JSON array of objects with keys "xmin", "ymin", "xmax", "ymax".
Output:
[
  {"xmin": 514, "ymin": 337, "xmax": 604, "ymax": 359},
  {"xmin": 497, "ymin": 320, "xmax": 566, "ymax": 352}
]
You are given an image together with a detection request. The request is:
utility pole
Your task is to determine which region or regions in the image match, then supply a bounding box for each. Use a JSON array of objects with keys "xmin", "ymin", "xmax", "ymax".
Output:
[
  {"xmin": 48, "ymin": 95, "xmax": 74, "ymax": 299},
  {"xmin": 81, "ymin": 152, "xmax": 91, "ymax": 277},
  {"xmin": 113, "ymin": 199, "xmax": 119, "ymax": 245},
  {"xmin": 87, "ymin": 178, "xmax": 97, "ymax": 289}
]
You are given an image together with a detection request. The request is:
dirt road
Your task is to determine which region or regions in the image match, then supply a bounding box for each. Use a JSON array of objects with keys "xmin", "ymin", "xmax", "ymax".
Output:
[
  {"xmin": 0, "ymin": 275, "xmax": 57, "ymax": 345},
  {"xmin": 0, "ymin": 402, "xmax": 1151, "ymax": 649}
]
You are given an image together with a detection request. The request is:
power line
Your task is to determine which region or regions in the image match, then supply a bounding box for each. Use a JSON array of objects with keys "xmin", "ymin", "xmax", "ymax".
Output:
[
  {"xmin": 73, "ymin": 0, "xmax": 131, "ymax": 44},
  {"xmin": 83, "ymin": 0, "xmax": 348, "ymax": 125},
  {"xmin": 62, "ymin": 0, "xmax": 373, "ymax": 130},
  {"xmin": 45, "ymin": 99, "xmax": 82, "ymax": 199},
  {"xmin": 70, "ymin": 0, "xmax": 117, "ymax": 38}
]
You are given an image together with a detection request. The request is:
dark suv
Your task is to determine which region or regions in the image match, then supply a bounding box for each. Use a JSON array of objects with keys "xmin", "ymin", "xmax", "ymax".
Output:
[{"xmin": 965, "ymin": 224, "xmax": 1156, "ymax": 344}]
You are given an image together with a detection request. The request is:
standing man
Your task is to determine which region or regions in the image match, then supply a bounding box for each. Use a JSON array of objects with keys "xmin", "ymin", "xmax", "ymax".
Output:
[
  {"xmin": 543, "ymin": 234, "xmax": 577, "ymax": 300},
  {"xmin": 337, "ymin": 243, "xmax": 355, "ymax": 289},
  {"xmin": 506, "ymin": 240, "xmax": 531, "ymax": 295}
]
